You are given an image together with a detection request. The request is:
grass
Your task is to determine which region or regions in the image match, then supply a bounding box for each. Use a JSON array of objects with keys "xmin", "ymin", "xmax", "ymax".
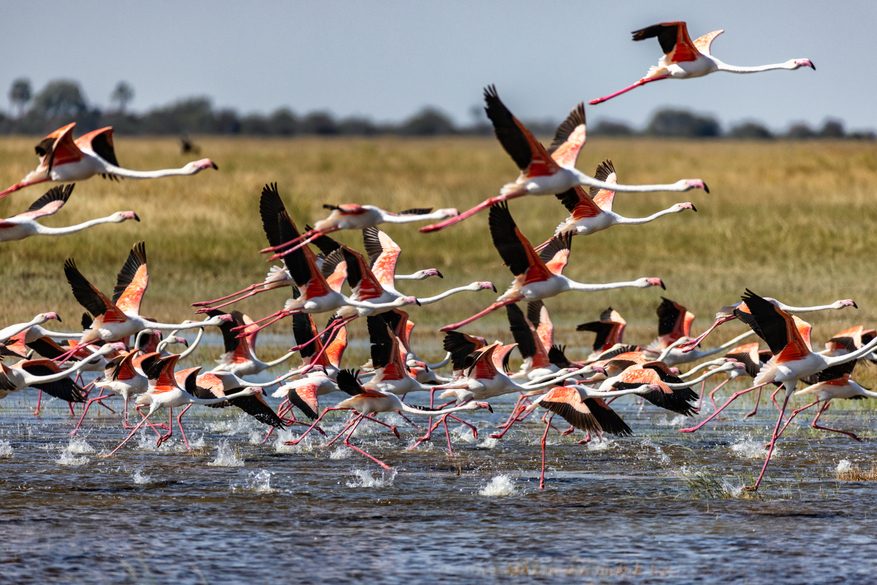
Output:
[{"xmin": 1, "ymin": 135, "xmax": 876, "ymax": 370}]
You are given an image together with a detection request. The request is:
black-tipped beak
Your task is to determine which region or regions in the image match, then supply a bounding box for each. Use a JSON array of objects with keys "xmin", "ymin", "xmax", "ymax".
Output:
[
  {"xmin": 660, "ymin": 281, "xmax": 666, "ymax": 290},
  {"xmin": 487, "ymin": 404, "xmax": 494, "ymax": 413},
  {"xmin": 810, "ymin": 62, "xmax": 816, "ymax": 70},
  {"xmin": 436, "ymin": 270, "xmax": 444, "ymax": 279},
  {"xmin": 691, "ymin": 204, "xmax": 697, "ymax": 212},
  {"xmin": 703, "ymin": 183, "xmax": 710, "ymax": 194},
  {"xmin": 415, "ymin": 299, "xmax": 422, "ymax": 306},
  {"xmin": 133, "ymin": 213, "xmax": 141, "ymax": 222},
  {"xmin": 56, "ymin": 315, "xmax": 62, "ymax": 323},
  {"xmin": 490, "ymin": 284, "xmax": 497, "ymax": 292},
  {"xmin": 211, "ymin": 162, "xmax": 219, "ymax": 170},
  {"xmin": 853, "ymin": 302, "xmax": 859, "ymax": 309}
]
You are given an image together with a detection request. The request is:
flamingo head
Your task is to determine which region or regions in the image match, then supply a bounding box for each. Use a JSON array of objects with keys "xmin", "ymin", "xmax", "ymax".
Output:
[
  {"xmin": 792, "ymin": 59, "xmax": 815, "ymax": 70},
  {"xmin": 476, "ymin": 282, "xmax": 497, "ymax": 292},
  {"xmin": 680, "ymin": 179, "xmax": 709, "ymax": 193},
  {"xmin": 115, "ymin": 211, "xmax": 140, "ymax": 222},
  {"xmin": 435, "ymin": 208, "xmax": 459, "ymax": 218},
  {"xmin": 170, "ymin": 336, "xmax": 189, "ymax": 347},
  {"xmin": 421, "ymin": 268, "xmax": 443, "ymax": 279},
  {"xmin": 675, "ymin": 202, "xmax": 697, "ymax": 212},
  {"xmin": 185, "ymin": 158, "xmax": 219, "ymax": 172},
  {"xmin": 640, "ymin": 278, "xmax": 666, "ymax": 290},
  {"xmin": 474, "ymin": 401, "xmax": 493, "ymax": 413},
  {"xmin": 400, "ymin": 296, "xmax": 420, "ymax": 306},
  {"xmin": 836, "ymin": 299, "xmax": 858, "ymax": 309},
  {"xmin": 40, "ymin": 312, "xmax": 61, "ymax": 323}
]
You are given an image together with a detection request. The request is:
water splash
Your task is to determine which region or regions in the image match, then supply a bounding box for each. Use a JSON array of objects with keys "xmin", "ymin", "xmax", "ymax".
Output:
[
  {"xmin": 208, "ymin": 439, "xmax": 244, "ymax": 467},
  {"xmin": 478, "ymin": 437, "xmax": 498, "ymax": 449},
  {"xmin": 836, "ymin": 459, "xmax": 853, "ymax": 473},
  {"xmin": 345, "ymin": 468, "xmax": 396, "ymax": 488},
  {"xmin": 451, "ymin": 424, "xmax": 476, "ymax": 443},
  {"xmin": 640, "ymin": 438, "xmax": 671, "ymax": 464},
  {"xmin": 478, "ymin": 475, "xmax": 518, "ymax": 496},
  {"xmin": 133, "ymin": 467, "xmax": 152, "ymax": 485},
  {"xmin": 274, "ymin": 430, "xmax": 314, "ymax": 454},
  {"xmin": 730, "ymin": 435, "xmax": 771, "ymax": 460},
  {"xmin": 586, "ymin": 436, "xmax": 615, "ymax": 451},
  {"xmin": 656, "ymin": 414, "xmax": 688, "ymax": 427},
  {"xmin": 329, "ymin": 445, "xmax": 352, "ymax": 460},
  {"xmin": 66, "ymin": 437, "xmax": 95, "ymax": 454},
  {"xmin": 0, "ymin": 439, "xmax": 12, "ymax": 457},
  {"xmin": 57, "ymin": 449, "xmax": 89, "ymax": 466},
  {"xmin": 244, "ymin": 470, "xmax": 276, "ymax": 493}
]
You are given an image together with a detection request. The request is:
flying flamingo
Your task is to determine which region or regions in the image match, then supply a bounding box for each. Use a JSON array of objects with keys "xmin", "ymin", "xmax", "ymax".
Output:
[
  {"xmin": 292, "ymin": 369, "xmax": 493, "ymax": 470},
  {"xmin": 420, "ymin": 86, "xmax": 707, "ymax": 233},
  {"xmin": 0, "ymin": 184, "xmax": 139, "ymax": 242},
  {"xmin": 207, "ymin": 310, "xmax": 297, "ymax": 377},
  {"xmin": 589, "ymin": 21, "xmax": 815, "ymax": 105},
  {"xmin": 57, "ymin": 244, "xmax": 232, "ymax": 363},
  {"xmin": 681, "ymin": 290, "xmax": 877, "ymax": 491},
  {"xmin": 0, "ymin": 123, "xmax": 217, "ymax": 199},
  {"xmin": 677, "ymin": 295, "xmax": 857, "ymax": 351},
  {"xmin": 775, "ymin": 374, "xmax": 877, "ymax": 442},
  {"xmin": 0, "ymin": 313, "xmax": 63, "ymax": 344},
  {"xmin": 262, "ymin": 204, "xmax": 458, "ymax": 259},
  {"xmin": 576, "ymin": 307, "xmax": 627, "ymax": 360},
  {"xmin": 534, "ymin": 159, "xmax": 696, "ymax": 250},
  {"xmin": 440, "ymin": 202, "xmax": 664, "ymax": 332}
]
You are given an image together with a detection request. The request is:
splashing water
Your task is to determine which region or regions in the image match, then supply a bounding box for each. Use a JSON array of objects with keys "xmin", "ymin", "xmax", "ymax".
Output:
[
  {"xmin": 346, "ymin": 469, "xmax": 396, "ymax": 488},
  {"xmin": 656, "ymin": 414, "xmax": 688, "ymax": 427},
  {"xmin": 586, "ymin": 436, "xmax": 615, "ymax": 451},
  {"xmin": 329, "ymin": 446, "xmax": 353, "ymax": 460},
  {"xmin": 640, "ymin": 438, "xmax": 671, "ymax": 464},
  {"xmin": 478, "ymin": 437, "xmax": 498, "ymax": 449},
  {"xmin": 0, "ymin": 439, "xmax": 13, "ymax": 457},
  {"xmin": 208, "ymin": 439, "xmax": 244, "ymax": 467},
  {"xmin": 56, "ymin": 449, "xmax": 89, "ymax": 466},
  {"xmin": 133, "ymin": 467, "xmax": 152, "ymax": 485},
  {"xmin": 452, "ymin": 424, "xmax": 476, "ymax": 443},
  {"xmin": 730, "ymin": 435, "xmax": 771, "ymax": 460},
  {"xmin": 836, "ymin": 459, "xmax": 853, "ymax": 473},
  {"xmin": 478, "ymin": 475, "xmax": 518, "ymax": 497},
  {"xmin": 66, "ymin": 437, "xmax": 95, "ymax": 454},
  {"xmin": 243, "ymin": 470, "xmax": 275, "ymax": 493}
]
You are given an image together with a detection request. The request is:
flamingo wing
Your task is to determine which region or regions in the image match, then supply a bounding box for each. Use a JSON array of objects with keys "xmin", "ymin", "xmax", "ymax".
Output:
[
  {"xmin": 632, "ymin": 21, "xmax": 700, "ymax": 63},
  {"xmin": 656, "ymin": 298, "xmax": 687, "ymax": 339},
  {"xmin": 19, "ymin": 360, "xmax": 85, "ymax": 403},
  {"xmin": 538, "ymin": 233, "xmax": 572, "ymax": 276},
  {"xmin": 547, "ymin": 103, "xmax": 587, "ymax": 169},
  {"xmin": 14, "ymin": 184, "xmax": 73, "ymax": 221},
  {"xmin": 288, "ymin": 382, "xmax": 321, "ymax": 419},
  {"xmin": 75, "ymin": 127, "xmax": 119, "ymax": 179},
  {"xmin": 693, "ymin": 30, "xmax": 724, "ymax": 56},
  {"xmin": 443, "ymin": 331, "xmax": 486, "ymax": 371},
  {"xmin": 341, "ymin": 247, "xmax": 385, "ymax": 300},
  {"xmin": 260, "ymin": 183, "xmax": 288, "ymax": 248},
  {"xmin": 34, "ymin": 123, "xmax": 83, "ymax": 173},
  {"xmin": 588, "ymin": 159, "xmax": 618, "ymax": 210},
  {"xmin": 735, "ymin": 290, "xmax": 805, "ymax": 358},
  {"xmin": 489, "ymin": 202, "xmax": 552, "ymax": 282},
  {"xmin": 528, "ymin": 300, "xmax": 554, "ymax": 351},
  {"xmin": 363, "ymin": 227, "xmax": 401, "ymax": 287},
  {"xmin": 113, "ymin": 241, "xmax": 148, "ymax": 315},
  {"xmin": 228, "ymin": 393, "xmax": 287, "ymax": 428},
  {"xmin": 537, "ymin": 386, "xmax": 602, "ymax": 433},
  {"xmin": 483, "ymin": 85, "xmax": 560, "ymax": 176},
  {"xmin": 64, "ymin": 259, "xmax": 125, "ymax": 322},
  {"xmin": 505, "ymin": 304, "xmax": 537, "ymax": 361},
  {"xmin": 725, "ymin": 343, "xmax": 763, "ymax": 378}
]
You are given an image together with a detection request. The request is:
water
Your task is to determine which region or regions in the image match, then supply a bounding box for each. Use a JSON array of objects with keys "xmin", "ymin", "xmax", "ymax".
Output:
[{"xmin": 3, "ymin": 390, "xmax": 877, "ymax": 583}]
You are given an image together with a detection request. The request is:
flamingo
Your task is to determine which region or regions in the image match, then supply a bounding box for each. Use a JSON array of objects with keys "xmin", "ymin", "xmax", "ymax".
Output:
[
  {"xmin": 207, "ymin": 310, "xmax": 297, "ymax": 377},
  {"xmin": 677, "ymin": 295, "xmax": 857, "ymax": 351},
  {"xmin": 189, "ymin": 371, "xmax": 290, "ymax": 430},
  {"xmin": 440, "ymin": 202, "xmax": 664, "ymax": 331},
  {"xmin": 534, "ymin": 159, "xmax": 696, "ymax": 250},
  {"xmin": 0, "ymin": 184, "xmax": 139, "ymax": 242},
  {"xmin": 775, "ymin": 374, "xmax": 877, "ymax": 442},
  {"xmin": 262, "ymin": 204, "xmax": 458, "ymax": 259},
  {"xmin": 420, "ymin": 86, "xmax": 707, "ymax": 232},
  {"xmin": 681, "ymin": 290, "xmax": 877, "ymax": 491},
  {"xmin": 103, "ymin": 355, "xmax": 266, "ymax": 456},
  {"xmin": 293, "ymin": 369, "xmax": 493, "ymax": 470},
  {"xmin": 589, "ymin": 21, "xmax": 815, "ymax": 105},
  {"xmin": 57, "ymin": 244, "xmax": 233, "ymax": 362},
  {"xmin": 0, "ymin": 123, "xmax": 217, "ymax": 199}
]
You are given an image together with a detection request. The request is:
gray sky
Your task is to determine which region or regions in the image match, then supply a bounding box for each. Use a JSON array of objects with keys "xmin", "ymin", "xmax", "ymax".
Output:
[{"xmin": 2, "ymin": 0, "xmax": 873, "ymax": 132}]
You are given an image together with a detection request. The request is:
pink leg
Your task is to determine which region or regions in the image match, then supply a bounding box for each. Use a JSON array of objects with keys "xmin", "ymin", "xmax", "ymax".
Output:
[
  {"xmin": 343, "ymin": 414, "xmax": 393, "ymax": 470},
  {"xmin": 393, "ymin": 410, "xmax": 423, "ymax": 432},
  {"xmin": 561, "ymin": 425, "xmax": 576, "ymax": 436},
  {"xmin": 588, "ymin": 74, "xmax": 670, "ymax": 106},
  {"xmin": 744, "ymin": 384, "xmax": 765, "ymax": 418},
  {"xmin": 295, "ymin": 317, "xmax": 358, "ymax": 376},
  {"xmin": 103, "ymin": 410, "xmax": 155, "ymax": 457},
  {"xmin": 774, "ymin": 400, "xmax": 818, "ymax": 440},
  {"xmin": 156, "ymin": 409, "xmax": 174, "ymax": 447},
  {"xmin": 33, "ymin": 390, "xmax": 43, "ymax": 416},
  {"xmin": 490, "ymin": 404, "xmax": 534, "ymax": 439},
  {"xmin": 419, "ymin": 194, "xmax": 511, "ymax": 234},
  {"xmin": 770, "ymin": 387, "xmax": 783, "ymax": 411},
  {"xmin": 441, "ymin": 415, "xmax": 454, "ymax": 457},
  {"xmin": 440, "ymin": 297, "xmax": 522, "ymax": 333},
  {"xmin": 176, "ymin": 404, "xmax": 193, "ymax": 450},
  {"xmin": 679, "ymin": 383, "xmax": 768, "ymax": 433},
  {"xmin": 744, "ymin": 389, "xmax": 791, "ymax": 491},
  {"xmin": 268, "ymin": 229, "xmax": 329, "ymax": 260},
  {"xmin": 70, "ymin": 390, "xmax": 113, "ymax": 436},
  {"xmin": 192, "ymin": 282, "xmax": 265, "ymax": 307},
  {"xmin": 812, "ymin": 401, "xmax": 862, "ymax": 441},
  {"xmin": 287, "ymin": 407, "xmax": 347, "ymax": 445},
  {"xmin": 539, "ymin": 414, "xmax": 554, "ymax": 490},
  {"xmin": 708, "ymin": 378, "xmax": 732, "ymax": 411},
  {"xmin": 676, "ymin": 316, "xmax": 735, "ymax": 352},
  {"xmin": 497, "ymin": 393, "xmax": 532, "ymax": 429}
]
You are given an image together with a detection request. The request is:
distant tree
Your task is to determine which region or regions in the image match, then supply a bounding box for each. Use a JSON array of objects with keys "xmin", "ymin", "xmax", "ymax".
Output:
[
  {"xmin": 110, "ymin": 81, "xmax": 134, "ymax": 113},
  {"xmin": 301, "ymin": 111, "xmax": 338, "ymax": 135},
  {"xmin": 848, "ymin": 129, "xmax": 877, "ymax": 141},
  {"xmin": 8, "ymin": 78, "xmax": 31, "ymax": 117},
  {"xmin": 30, "ymin": 80, "xmax": 88, "ymax": 119},
  {"xmin": 785, "ymin": 123, "xmax": 815, "ymax": 139},
  {"xmin": 140, "ymin": 96, "xmax": 214, "ymax": 134},
  {"xmin": 398, "ymin": 107, "xmax": 456, "ymax": 136},
  {"xmin": 591, "ymin": 119, "xmax": 635, "ymax": 137},
  {"xmin": 646, "ymin": 108, "xmax": 721, "ymax": 138},
  {"xmin": 818, "ymin": 119, "xmax": 845, "ymax": 138},
  {"xmin": 269, "ymin": 108, "xmax": 299, "ymax": 135},
  {"xmin": 728, "ymin": 121, "xmax": 774, "ymax": 140},
  {"xmin": 337, "ymin": 116, "xmax": 379, "ymax": 136},
  {"xmin": 240, "ymin": 113, "xmax": 272, "ymax": 135},
  {"xmin": 215, "ymin": 109, "xmax": 240, "ymax": 134}
]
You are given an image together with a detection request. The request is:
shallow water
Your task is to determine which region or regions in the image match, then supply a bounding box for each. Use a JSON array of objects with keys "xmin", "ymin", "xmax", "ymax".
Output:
[{"xmin": 3, "ymin": 389, "xmax": 877, "ymax": 584}]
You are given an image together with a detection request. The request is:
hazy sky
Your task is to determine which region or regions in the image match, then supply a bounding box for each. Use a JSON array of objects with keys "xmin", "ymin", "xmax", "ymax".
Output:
[{"xmin": 2, "ymin": 1, "xmax": 874, "ymax": 132}]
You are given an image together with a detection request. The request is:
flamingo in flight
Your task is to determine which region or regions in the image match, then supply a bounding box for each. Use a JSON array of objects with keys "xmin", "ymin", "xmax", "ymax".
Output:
[
  {"xmin": 0, "ymin": 123, "xmax": 217, "ymax": 199},
  {"xmin": 440, "ymin": 202, "xmax": 664, "ymax": 332},
  {"xmin": 681, "ymin": 290, "xmax": 877, "ymax": 491},
  {"xmin": 534, "ymin": 159, "xmax": 696, "ymax": 251},
  {"xmin": 57, "ymin": 242, "xmax": 232, "ymax": 363},
  {"xmin": 0, "ymin": 312, "xmax": 62, "ymax": 344},
  {"xmin": 0, "ymin": 184, "xmax": 139, "ymax": 242},
  {"xmin": 420, "ymin": 86, "xmax": 707, "ymax": 233},
  {"xmin": 589, "ymin": 21, "xmax": 815, "ymax": 105},
  {"xmin": 263, "ymin": 204, "xmax": 458, "ymax": 260},
  {"xmin": 576, "ymin": 307, "xmax": 627, "ymax": 361}
]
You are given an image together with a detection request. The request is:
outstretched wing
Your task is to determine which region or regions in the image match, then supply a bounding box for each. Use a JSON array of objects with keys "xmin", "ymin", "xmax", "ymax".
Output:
[{"xmin": 113, "ymin": 241, "xmax": 148, "ymax": 315}]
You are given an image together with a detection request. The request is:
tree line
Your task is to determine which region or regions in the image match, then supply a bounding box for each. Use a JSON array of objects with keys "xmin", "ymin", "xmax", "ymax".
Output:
[{"xmin": 4, "ymin": 78, "xmax": 873, "ymax": 140}]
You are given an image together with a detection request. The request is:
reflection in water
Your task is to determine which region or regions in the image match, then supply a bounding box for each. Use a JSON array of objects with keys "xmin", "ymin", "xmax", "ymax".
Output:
[{"xmin": 2, "ymin": 390, "xmax": 877, "ymax": 583}]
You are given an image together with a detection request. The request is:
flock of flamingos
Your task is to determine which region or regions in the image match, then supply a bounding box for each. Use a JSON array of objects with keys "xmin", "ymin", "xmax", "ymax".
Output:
[{"xmin": 3, "ymin": 22, "xmax": 859, "ymax": 492}]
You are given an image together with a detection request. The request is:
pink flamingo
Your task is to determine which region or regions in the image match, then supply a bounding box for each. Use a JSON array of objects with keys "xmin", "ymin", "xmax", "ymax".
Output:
[{"xmin": 589, "ymin": 21, "xmax": 814, "ymax": 105}]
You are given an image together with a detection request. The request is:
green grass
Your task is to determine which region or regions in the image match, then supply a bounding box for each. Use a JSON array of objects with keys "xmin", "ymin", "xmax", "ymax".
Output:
[{"xmin": 1, "ymin": 135, "xmax": 875, "ymax": 369}]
